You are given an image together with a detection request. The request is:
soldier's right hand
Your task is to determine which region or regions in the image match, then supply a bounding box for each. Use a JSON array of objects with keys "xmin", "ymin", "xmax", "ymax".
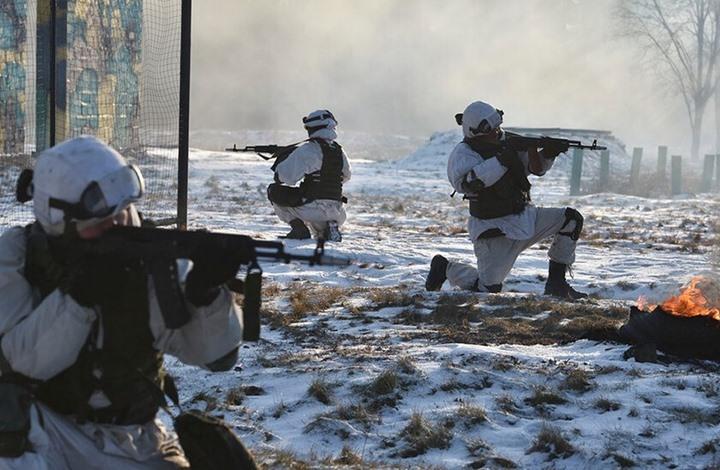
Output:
[
  {"xmin": 184, "ymin": 239, "xmax": 242, "ymax": 307},
  {"xmin": 58, "ymin": 256, "xmax": 108, "ymax": 308}
]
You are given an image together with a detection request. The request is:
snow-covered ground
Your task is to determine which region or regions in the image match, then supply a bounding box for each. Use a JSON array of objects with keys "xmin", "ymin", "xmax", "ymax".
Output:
[{"xmin": 163, "ymin": 129, "xmax": 720, "ymax": 469}]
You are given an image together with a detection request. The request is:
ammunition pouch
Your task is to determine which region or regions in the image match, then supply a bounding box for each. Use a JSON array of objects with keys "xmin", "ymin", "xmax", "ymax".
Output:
[
  {"xmin": 0, "ymin": 383, "xmax": 33, "ymax": 457},
  {"xmin": 267, "ymin": 183, "xmax": 304, "ymax": 207}
]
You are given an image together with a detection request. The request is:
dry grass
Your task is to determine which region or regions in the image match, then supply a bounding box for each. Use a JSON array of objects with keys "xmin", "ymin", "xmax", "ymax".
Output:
[
  {"xmin": 263, "ymin": 283, "xmax": 348, "ymax": 332},
  {"xmin": 457, "ymin": 401, "xmax": 487, "ymax": 426},
  {"xmin": 528, "ymin": 424, "xmax": 575, "ymax": 459},
  {"xmin": 271, "ymin": 400, "xmax": 288, "ymax": 419},
  {"xmin": 525, "ymin": 386, "xmax": 567, "ymax": 408},
  {"xmin": 225, "ymin": 386, "xmax": 245, "ymax": 406},
  {"xmin": 398, "ymin": 411, "xmax": 453, "ymax": 458},
  {"xmin": 396, "ymin": 356, "xmax": 419, "ymax": 375},
  {"xmin": 594, "ymin": 397, "xmax": 621, "ymax": 412},
  {"xmin": 396, "ymin": 294, "xmax": 627, "ymax": 346},
  {"xmin": 697, "ymin": 378, "xmax": 719, "ymax": 398},
  {"xmin": 366, "ymin": 286, "xmax": 416, "ymax": 309},
  {"xmin": 495, "ymin": 394, "xmax": 519, "ymax": 414},
  {"xmin": 697, "ymin": 436, "xmax": 720, "ymax": 455},
  {"xmin": 671, "ymin": 406, "xmax": 720, "ymax": 425},
  {"xmin": 308, "ymin": 377, "xmax": 334, "ymax": 405},
  {"xmin": 289, "ymin": 285, "xmax": 345, "ymax": 317},
  {"xmin": 334, "ymin": 445, "xmax": 364, "ymax": 465},
  {"xmin": 562, "ymin": 368, "xmax": 594, "ymax": 393},
  {"xmin": 366, "ymin": 369, "xmax": 399, "ymax": 396}
]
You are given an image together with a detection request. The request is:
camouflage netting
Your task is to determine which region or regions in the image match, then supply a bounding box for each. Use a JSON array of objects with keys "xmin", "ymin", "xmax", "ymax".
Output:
[{"xmin": 0, "ymin": 0, "xmax": 183, "ymax": 229}]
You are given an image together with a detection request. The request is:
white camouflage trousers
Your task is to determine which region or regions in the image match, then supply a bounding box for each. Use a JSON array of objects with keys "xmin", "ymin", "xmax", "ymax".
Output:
[
  {"xmin": 0, "ymin": 402, "xmax": 188, "ymax": 470},
  {"xmin": 446, "ymin": 207, "xmax": 578, "ymax": 291},
  {"xmin": 272, "ymin": 200, "xmax": 347, "ymax": 238}
]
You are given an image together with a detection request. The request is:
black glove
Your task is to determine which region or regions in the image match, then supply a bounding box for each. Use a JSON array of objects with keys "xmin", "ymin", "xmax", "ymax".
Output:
[
  {"xmin": 185, "ymin": 239, "xmax": 242, "ymax": 307},
  {"xmin": 58, "ymin": 255, "xmax": 112, "ymax": 308},
  {"xmin": 496, "ymin": 148, "xmax": 521, "ymax": 169},
  {"xmin": 542, "ymin": 141, "xmax": 569, "ymax": 159}
]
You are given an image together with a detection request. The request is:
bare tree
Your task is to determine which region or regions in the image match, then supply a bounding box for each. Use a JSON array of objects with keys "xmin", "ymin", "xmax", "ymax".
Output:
[{"xmin": 619, "ymin": 0, "xmax": 720, "ymax": 159}]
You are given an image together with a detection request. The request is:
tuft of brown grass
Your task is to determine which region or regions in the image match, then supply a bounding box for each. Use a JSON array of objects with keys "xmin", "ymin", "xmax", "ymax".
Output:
[
  {"xmin": 289, "ymin": 285, "xmax": 345, "ymax": 317},
  {"xmin": 225, "ymin": 386, "xmax": 245, "ymax": 406},
  {"xmin": 528, "ymin": 424, "xmax": 575, "ymax": 459},
  {"xmin": 495, "ymin": 394, "xmax": 519, "ymax": 414},
  {"xmin": 367, "ymin": 369, "xmax": 398, "ymax": 396},
  {"xmin": 398, "ymin": 411, "xmax": 453, "ymax": 457},
  {"xmin": 396, "ymin": 356, "xmax": 419, "ymax": 375},
  {"xmin": 525, "ymin": 386, "xmax": 567, "ymax": 408},
  {"xmin": 334, "ymin": 445, "xmax": 364, "ymax": 465},
  {"xmin": 457, "ymin": 402, "xmax": 487, "ymax": 426},
  {"xmin": 366, "ymin": 286, "xmax": 416, "ymax": 309},
  {"xmin": 594, "ymin": 397, "xmax": 621, "ymax": 413},
  {"xmin": 562, "ymin": 368, "xmax": 593, "ymax": 393},
  {"xmin": 271, "ymin": 400, "xmax": 288, "ymax": 419},
  {"xmin": 308, "ymin": 377, "xmax": 334, "ymax": 405}
]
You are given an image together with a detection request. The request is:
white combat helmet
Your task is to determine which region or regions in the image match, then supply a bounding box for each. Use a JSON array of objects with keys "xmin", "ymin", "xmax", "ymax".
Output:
[
  {"xmin": 32, "ymin": 135, "xmax": 145, "ymax": 235},
  {"xmin": 302, "ymin": 109, "xmax": 338, "ymax": 137},
  {"xmin": 459, "ymin": 101, "xmax": 504, "ymax": 138}
]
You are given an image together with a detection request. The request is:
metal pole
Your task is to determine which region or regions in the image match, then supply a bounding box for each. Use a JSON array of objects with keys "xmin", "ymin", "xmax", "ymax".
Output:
[
  {"xmin": 177, "ymin": 0, "xmax": 191, "ymax": 230},
  {"xmin": 49, "ymin": 0, "xmax": 56, "ymax": 147}
]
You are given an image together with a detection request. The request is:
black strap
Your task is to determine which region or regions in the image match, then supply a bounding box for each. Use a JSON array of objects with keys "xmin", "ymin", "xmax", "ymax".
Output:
[{"xmin": 148, "ymin": 257, "xmax": 192, "ymax": 329}]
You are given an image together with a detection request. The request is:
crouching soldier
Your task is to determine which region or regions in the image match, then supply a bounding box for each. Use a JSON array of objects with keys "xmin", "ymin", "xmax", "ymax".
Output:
[
  {"xmin": 425, "ymin": 100, "xmax": 587, "ymax": 299},
  {"xmin": 268, "ymin": 109, "xmax": 351, "ymax": 242},
  {"xmin": 0, "ymin": 136, "xmax": 246, "ymax": 468}
]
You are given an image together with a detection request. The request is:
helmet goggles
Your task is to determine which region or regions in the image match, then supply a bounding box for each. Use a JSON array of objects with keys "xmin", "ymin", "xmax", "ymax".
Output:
[{"xmin": 49, "ymin": 164, "xmax": 145, "ymax": 221}]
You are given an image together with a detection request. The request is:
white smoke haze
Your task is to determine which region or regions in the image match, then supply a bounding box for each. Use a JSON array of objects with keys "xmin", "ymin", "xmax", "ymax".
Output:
[{"xmin": 190, "ymin": 0, "xmax": 717, "ymax": 156}]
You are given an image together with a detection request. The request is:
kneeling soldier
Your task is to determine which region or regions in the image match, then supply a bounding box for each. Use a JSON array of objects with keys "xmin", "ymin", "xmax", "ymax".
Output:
[
  {"xmin": 425, "ymin": 100, "xmax": 587, "ymax": 299},
  {"xmin": 269, "ymin": 109, "xmax": 351, "ymax": 242}
]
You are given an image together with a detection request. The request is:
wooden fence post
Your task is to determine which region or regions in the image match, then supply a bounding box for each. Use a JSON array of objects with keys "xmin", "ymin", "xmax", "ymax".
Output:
[
  {"xmin": 599, "ymin": 149, "xmax": 610, "ymax": 192},
  {"xmin": 671, "ymin": 155, "xmax": 682, "ymax": 196},
  {"xmin": 701, "ymin": 154, "xmax": 715, "ymax": 192},
  {"xmin": 630, "ymin": 147, "xmax": 643, "ymax": 188},
  {"xmin": 570, "ymin": 148, "xmax": 583, "ymax": 196},
  {"xmin": 657, "ymin": 145, "xmax": 668, "ymax": 179}
]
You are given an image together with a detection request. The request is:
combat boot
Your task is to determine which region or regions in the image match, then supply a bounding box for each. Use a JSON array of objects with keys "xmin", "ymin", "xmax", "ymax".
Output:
[
  {"xmin": 425, "ymin": 255, "xmax": 448, "ymax": 291},
  {"xmin": 544, "ymin": 260, "xmax": 587, "ymax": 300},
  {"xmin": 283, "ymin": 219, "xmax": 311, "ymax": 240},
  {"xmin": 324, "ymin": 221, "xmax": 342, "ymax": 242}
]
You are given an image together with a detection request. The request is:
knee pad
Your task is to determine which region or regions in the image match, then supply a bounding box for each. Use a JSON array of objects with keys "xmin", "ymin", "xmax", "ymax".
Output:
[{"xmin": 559, "ymin": 207, "xmax": 583, "ymax": 241}]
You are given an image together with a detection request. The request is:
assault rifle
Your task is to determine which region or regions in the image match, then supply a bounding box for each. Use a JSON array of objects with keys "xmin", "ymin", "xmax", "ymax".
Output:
[
  {"xmin": 225, "ymin": 140, "xmax": 307, "ymax": 161},
  {"xmin": 504, "ymin": 133, "xmax": 607, "ymax": 152},
  {"xmin": 82, "ymin": 225, "xmax": 351, "ymax": 338}
]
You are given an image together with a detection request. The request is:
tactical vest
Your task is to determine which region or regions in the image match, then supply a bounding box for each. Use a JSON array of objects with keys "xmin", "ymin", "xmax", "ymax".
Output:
[
  {"xmin": 23, "ymin": 223, "xmax": 165, "ymax": 425},
  {"xmin": 299, "ymin": 140, "xmax": 345, "ymax": 202},
  {"xmin": 463, "ymin": 139, "xmax": 531, "ymax": 219}
]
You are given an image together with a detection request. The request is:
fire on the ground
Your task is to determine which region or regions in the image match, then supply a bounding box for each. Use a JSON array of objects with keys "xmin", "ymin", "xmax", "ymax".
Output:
[{"xmin": 637, "ymin": 275, "xmax": 720, "ymax": 321}]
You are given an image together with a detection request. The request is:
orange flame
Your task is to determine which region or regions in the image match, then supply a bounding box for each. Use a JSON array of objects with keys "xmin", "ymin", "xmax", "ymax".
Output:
[{"xmin": 637, "ymin": 276, "xmax": 720, "ymax": 321}]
